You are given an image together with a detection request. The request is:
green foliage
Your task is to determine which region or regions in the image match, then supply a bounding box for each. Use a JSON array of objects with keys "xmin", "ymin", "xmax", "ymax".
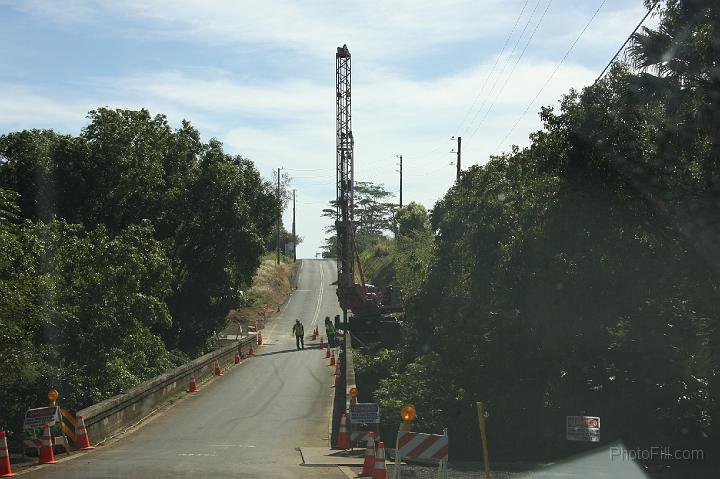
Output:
[
  {"xmin": 355, "ymin": 1, "xmax": 720, "ymax": 461},
  {"xmin": 321, "ymin": 181, "xmax": 397, "ymax": 255},
  {"xmin": 0, "ymin": 108, "xmax": 278, "ymax": 433}
]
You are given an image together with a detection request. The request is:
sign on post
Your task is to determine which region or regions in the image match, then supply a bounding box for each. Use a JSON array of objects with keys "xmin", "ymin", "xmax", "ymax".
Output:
[
  {"xmin": 566, "ymin": 416, "xmax": 600, "ymax": 442},
  {"xmin": 23, "ymin": 407, "xmax": 60, "ymax": 429},
  {"xmin": 349, "ymin": 403, "xmax": 380, "ymax": 424}
]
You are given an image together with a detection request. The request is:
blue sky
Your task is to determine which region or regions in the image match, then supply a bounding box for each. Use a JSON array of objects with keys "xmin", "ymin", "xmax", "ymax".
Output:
[{"xmin": 0, "ymin": 0, "xmax": 654, "ymax": 258}]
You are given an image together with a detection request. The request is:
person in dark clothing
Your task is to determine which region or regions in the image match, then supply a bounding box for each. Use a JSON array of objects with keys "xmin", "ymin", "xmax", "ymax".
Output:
[
  {"xmin": 324, "ymin": 316, "xmax": 336, "ymax": 348},
  {"xmin": 292, "ymin": 319, "xmax": 305, "ymax": 350}
]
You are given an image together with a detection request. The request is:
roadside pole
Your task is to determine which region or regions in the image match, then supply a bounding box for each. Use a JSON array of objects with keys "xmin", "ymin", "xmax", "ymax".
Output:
[{"xmin": 476, "ymin": 401, "xmax": 490, "ymax": 479}]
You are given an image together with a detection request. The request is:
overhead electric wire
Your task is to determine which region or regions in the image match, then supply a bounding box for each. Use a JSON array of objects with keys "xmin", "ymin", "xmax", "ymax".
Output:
[
  {"xmin": 594, "ymin": 1, "xmax": 659, "ymax": 82},
  {"xmin": 461, "ymin": 0, "xmax": 545, "ymax": 138},
  {"xmin": 492, "ymin": 0, "xmax": 609, "ymax": 153},
  {"xmin": 453, "ymin": 0, "xmax": 531, "ymax": 135},
  {"xmin": 467, "ymin": 0, "xmax": 554, "ymax": 140}
]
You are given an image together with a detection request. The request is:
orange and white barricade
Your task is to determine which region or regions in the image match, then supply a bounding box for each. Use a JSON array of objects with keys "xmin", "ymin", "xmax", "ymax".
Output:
[
  {"xmin": 394, "ymin": 427, "xmax": 448, "ymax": 479},
  {"xmin": 351, "ymin": 430, "xmax": 380, "ymax": 448}
]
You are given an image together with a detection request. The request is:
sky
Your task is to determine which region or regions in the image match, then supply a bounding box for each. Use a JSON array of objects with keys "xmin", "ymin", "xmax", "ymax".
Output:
[{"xmin": 0, "ymin": 0, "xmax": 656, "ymax": 258}]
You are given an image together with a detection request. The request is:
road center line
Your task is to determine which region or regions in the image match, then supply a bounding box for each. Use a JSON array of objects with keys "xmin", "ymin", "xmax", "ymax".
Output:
[{"xmin": 311, "ymin": 262, "xmax": 324, "ymax": 327}]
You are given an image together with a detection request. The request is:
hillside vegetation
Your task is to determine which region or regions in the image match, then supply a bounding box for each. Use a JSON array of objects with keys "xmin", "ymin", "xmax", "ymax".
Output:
[{"xmin": 356, "ymin": 1, "xmax": 720, "ymax": 462}]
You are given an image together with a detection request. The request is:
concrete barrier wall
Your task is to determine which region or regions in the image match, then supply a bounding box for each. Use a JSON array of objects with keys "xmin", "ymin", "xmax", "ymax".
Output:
[{"xmin": 78, "ymin": 336, "xmax": 256, "ymax": 445}]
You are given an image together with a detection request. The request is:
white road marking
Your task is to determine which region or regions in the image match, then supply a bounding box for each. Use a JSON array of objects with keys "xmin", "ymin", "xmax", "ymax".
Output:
[
  {"xmin": 208, "ymin": 444, "xmax": 256, "ymax": 448},
  {"xmin": 311, "ymin": 262, "xmax": 324, "ymax": 327},
  {"xmin": 177, "ymin": 453, "xmax": 218, "ymax": 456}
]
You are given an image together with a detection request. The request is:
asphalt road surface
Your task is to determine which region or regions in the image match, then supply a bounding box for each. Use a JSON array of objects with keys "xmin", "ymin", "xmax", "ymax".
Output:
[{"xmin": 24, "ymin": 259, "xmax": 347, "ymax": 479}]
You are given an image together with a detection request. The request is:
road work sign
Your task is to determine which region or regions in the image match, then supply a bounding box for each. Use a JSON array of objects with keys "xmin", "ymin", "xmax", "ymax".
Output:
[
  {"xmin": 350, "ymin": 403, "xmax": 380, "ymax": 424},
  {"xmin": 23, "ymin": 406, "xmax": 61, "ymax": 429},
  {"xmin": 566, "ymin": 416, "xmax": 600, "ymax": 442}
]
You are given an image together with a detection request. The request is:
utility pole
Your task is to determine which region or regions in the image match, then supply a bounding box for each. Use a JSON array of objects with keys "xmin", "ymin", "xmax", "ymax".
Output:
[
  {"xmin": 396, "ymin": 154, "xmax": 403, "ymax": 208},
  {"xmin": 292, "ymin": 189, "xmax": 296, "ymax": 262},
  {"xmin": 455, "ymin": 136, "xmax": 462, "ymax": 181},
  {"xmin": 276, "ymin": 167, "xmax": 281, "ymax": 265}
]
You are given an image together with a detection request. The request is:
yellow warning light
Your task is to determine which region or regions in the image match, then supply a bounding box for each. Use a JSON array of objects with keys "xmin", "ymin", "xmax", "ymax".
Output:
[
  {"xmin": 400, "ymin": 404, "xmax": 416, "ymax": 423},
  {"xmin": 48, "ymin": 389, "xmax": 59, "ymax": 405},
  {"xmin": 349, "ymin": 387, "xmax": 359, "ymax": 398}
]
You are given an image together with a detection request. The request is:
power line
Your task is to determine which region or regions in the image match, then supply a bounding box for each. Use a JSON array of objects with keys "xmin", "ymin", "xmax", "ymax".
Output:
[
  {"xmin": 595, "ymin": 1, "xmax": 659, "ymax": 83},
  {"xmin": 408, "ymin": 0, "xmax": 534, "ymax": 164},
  {"xmin": 454, "ymin": 0, "xmax": 531, "ymax": 135},
  {"xmin": 467, "ymin": 0, "xmax": 554, "ymax": 140},
  {"xmin": 462, "ymin": 0, "xmax": 545, "ymax": 137},
  {"xmin": 493, "ymin": 0, "xmax": 609, "ymax": 153}
]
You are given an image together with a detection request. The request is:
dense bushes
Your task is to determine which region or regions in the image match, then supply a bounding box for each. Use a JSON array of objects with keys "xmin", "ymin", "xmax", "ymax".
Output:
[
  {"xmin": 358, "ymin": 0, "xmax": 720, "ymax": 461},
  {"xmin": 0, "ymin": 109, "xmax": 278, "ymax": 434}
]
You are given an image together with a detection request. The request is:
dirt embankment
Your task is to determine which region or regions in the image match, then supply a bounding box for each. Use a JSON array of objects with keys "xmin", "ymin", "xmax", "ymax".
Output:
[{"xmin": 225, "ymin": 260, "xmax": 297, "ymax": 332}]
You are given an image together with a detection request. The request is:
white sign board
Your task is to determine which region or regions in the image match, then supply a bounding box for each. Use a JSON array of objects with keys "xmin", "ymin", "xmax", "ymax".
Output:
[
  {"xmin": 23, "ymin": 406, "xmax": 60, "ymax": 430},
  {"xmin": 350, "ymin": 403, "xmax": 380, "ymax": 424},
  {"xmin": 566, "ymin": 416, "xmax": 600, "ymax": 442}
]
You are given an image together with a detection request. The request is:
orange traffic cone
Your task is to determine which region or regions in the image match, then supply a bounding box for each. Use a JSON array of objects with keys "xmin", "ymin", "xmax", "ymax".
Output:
[
  {"xmin": 359, "ymin": 431, "xmax": 376, "ymax": 477},
  {"xmin": 337, "ymin": 413, "xmax": 349, "ymax": 449},
  {"xmin": 75, "ymin": 416, "xmax": 95, "ymax": 450},
  {"xmin": 188, "ymin": 375, "xmax": 199, "ymax": 393},
  {"xmin": 214, "ymin": 360, "xmax": 223, "ymax": 376},
  {"xmin": 38, "ymin": 423, "xmax": 56, "ymax": 465},
  {"xmin": 0, "ymin": 431, "xmax": 16, "ymax": 477},
  {"xmin": 320, "ymin": 337, "xmax": 325, "ymax": 349},
  {"xmin": 325, "ymin": 347, "xmax": 331, "ymax": 359},
  {"xmin": 234, "ymin": 354, "xmax": 241, "ymax": 364},
  {"xmin": 330, "ymin": 350, "xmax": 336, "ymax": 366},
  {"xmin": 372, "ymin": 442, "xmax": 388, "ymax": 479},
  {"xmin": 257, "ymin": 331, "xmax": 263, "ymax": 346}
]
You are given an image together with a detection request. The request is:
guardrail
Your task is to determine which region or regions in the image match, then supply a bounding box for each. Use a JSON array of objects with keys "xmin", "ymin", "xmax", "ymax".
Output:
[{"xmin": 78, "ymin": 336, "xmax": 257, "ymax": 445}]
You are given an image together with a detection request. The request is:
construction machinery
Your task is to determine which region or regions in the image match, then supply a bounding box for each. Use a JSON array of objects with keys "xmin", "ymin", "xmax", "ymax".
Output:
[{"xmin": 334, "ymin": 44, "xmax": 402, "ymax": 345}]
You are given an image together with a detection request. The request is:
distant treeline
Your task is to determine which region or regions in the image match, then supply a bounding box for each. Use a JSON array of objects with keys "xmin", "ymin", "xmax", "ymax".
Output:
[
  {"xmin": 354, "ymin": 1, "xmax": 720, "ymax": 461},
  {"xmin": 0, "ymin": 109, "xmax": 279, "ymax": 433}
]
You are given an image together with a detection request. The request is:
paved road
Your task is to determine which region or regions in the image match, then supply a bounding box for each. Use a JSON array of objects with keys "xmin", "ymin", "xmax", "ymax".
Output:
[{"xmin": 24, "ymin": 259, "xmax": 346, "ymax": 479}]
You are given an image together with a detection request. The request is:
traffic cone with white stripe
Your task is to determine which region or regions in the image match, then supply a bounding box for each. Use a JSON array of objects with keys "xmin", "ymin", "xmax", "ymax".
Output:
[
  {"xmin": 337, "ymin": 413, "xmax": 349, "ymax": 449},
  {"xmin": 359, "ymin": 431, "xmax": 375, "ymax": 476},
  {"xmin": 75, "ymin": 415, "xmax": 95, "ymax": 450},
  {"xmin": 0, "ymin": 431, "xmax": 15, "ymax": 477},
  {"xmin": 234, "ymin": 354, "xmax": 241, "ymax": 364},
  {"xmin": 38, "ymin": 423, "xmax": 56, "ymax": 465},
  {"xmin": 214, "ymin": 360, "xmax": 223, "ymax": 376},
  {"xmin": 188, "ymin": 375, "xmax": 199, "ymax": 393},
  {"xmin": 320, "ymin": 337, "xmax": 325, "ymax": 349},
  {"xmin": 329, "ymin": 350, "xmax": 336, "ymax": 366},
  {"xmin": 257, "ymin": 331, "xmax": 263, "ymax": 346},
  {"xmin": 325, "ymin": 347, "xmax": 330, "ymax": 359},
  {"xmin": 371, "ymin": 441, "xmax": 387, "ymax": 479}
]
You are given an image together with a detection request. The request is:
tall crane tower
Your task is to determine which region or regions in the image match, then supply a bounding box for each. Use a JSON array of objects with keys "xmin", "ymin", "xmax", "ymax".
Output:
[
  {"xmin": 335, "ymin": 44, "xmax": 354, "ymax": 323},
  {"xmin": 334, "ymin": 44, "xmax": 403, "ymax": 341}
]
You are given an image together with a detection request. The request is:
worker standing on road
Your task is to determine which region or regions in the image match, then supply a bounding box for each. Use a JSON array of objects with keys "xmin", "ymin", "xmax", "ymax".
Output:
[
  {"xmin": 324, "ymin": 317, "xmax": 336, "ymax": 348},
  {"xmin": 292, "ymin": 319, "xmax": 305, "ymax": 350}
]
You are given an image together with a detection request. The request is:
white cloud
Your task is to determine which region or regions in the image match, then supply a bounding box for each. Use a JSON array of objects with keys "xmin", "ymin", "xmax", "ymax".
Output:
[
  {"xmin": 0, "ymin": 85, "xmax": 88, "ymax": 133},
  {"xmin": 0, "ymin": 0, "xmax": 650, "ymax": 256}
]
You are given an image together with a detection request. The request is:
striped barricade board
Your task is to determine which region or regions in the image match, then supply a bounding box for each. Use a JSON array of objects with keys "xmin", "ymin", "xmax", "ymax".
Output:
[{"xmin": 395, "ymin": 426, "xmax": 448, "ymax": 479}]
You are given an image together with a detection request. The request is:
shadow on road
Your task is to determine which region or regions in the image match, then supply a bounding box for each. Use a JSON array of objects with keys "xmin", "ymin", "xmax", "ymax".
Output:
[{"xmin": 255, "ymin": 347, "xmax": 320, "ymax": 357}]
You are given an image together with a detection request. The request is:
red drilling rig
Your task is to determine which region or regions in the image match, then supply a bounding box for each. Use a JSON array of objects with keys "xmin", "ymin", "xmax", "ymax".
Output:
[{"xmin": 334, "ymin": 45, "xmax": 402, "ymax": 344}]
